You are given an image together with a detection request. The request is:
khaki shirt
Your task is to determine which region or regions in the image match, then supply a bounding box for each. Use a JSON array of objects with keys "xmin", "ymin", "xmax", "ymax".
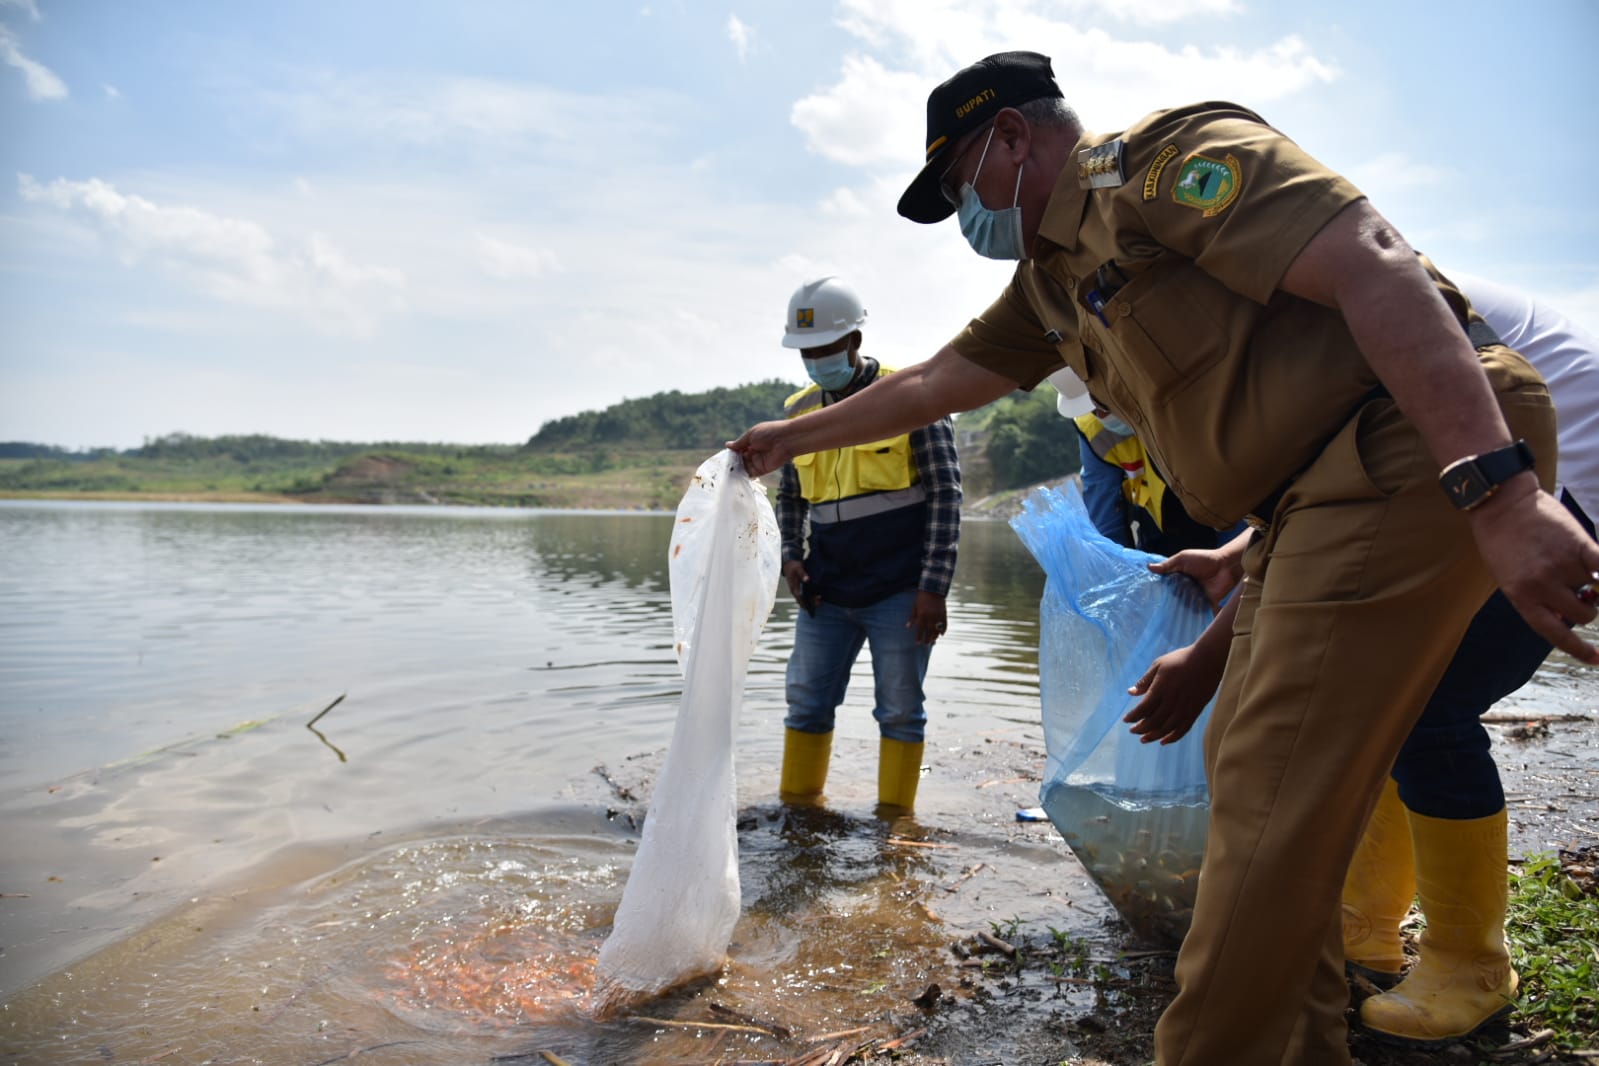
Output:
[{"xmin": 951, "ymin": 101, "xmax": 1387, "ymax": 527}]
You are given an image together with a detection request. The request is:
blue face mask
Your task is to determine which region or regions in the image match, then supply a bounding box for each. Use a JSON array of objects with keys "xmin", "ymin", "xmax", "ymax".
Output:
[
  {"xmin": 805, "ymin": 351, "xmax": 856, "ymax": 391},
  {"xmin": 1099, "ymin": 413, "xmax": 1134, "ymax": 436},
  {"xmin": 956, "ymin": 129, "xmax": 1027, "ymax": 261}
]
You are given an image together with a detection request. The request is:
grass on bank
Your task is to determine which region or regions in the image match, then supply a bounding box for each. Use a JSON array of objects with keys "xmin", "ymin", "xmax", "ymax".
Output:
[{"xmin": 1506, "ymin": 848, "xmax": 1599, "ymax": 1051}]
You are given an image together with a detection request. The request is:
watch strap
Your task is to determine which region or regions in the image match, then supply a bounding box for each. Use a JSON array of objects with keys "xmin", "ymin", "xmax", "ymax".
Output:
[
  {"xmin": 1440, "ymin": 439, "xmax": 1536, "ymax": 511},
  {"xmin": 1473, "ymin": 438, "xmax": 1536, "ymax": 486}
]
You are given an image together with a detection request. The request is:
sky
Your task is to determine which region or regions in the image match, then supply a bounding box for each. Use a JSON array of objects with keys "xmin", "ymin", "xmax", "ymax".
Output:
[{"xmin": 2, "ymin": 0, "xmax": 1596, "ymax": 450}]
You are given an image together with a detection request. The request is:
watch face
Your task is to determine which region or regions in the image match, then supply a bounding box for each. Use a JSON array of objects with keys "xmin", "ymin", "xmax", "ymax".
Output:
[{"xmin": 1443, "ymin": 462, "xmax": 1491, "ymax": 510}]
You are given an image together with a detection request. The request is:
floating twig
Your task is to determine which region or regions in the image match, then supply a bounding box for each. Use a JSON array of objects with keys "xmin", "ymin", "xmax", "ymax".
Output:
[
  {"xmin": 539, "ymin": 1052, "xmax": 573, "ymax": 1066},
  {"xmin": 944, "ymin": 862, "xmax": 986, "ymax": 892},
  {"xmin": 805, "ymin": 1025, "xmax": 872, "ymax": 1043},
  {"xmin": 786, "ymin": 1040, "xmax": 857, "ymax": 1066},
  {"xmin": 884, "ymin": 837, "xmax": 956, "ymax": 850},
  {"xmin": 976, "ymin": 930, "xmax": 1016, "ymax": 957},
  {"xmin": 594, "ymin": 764, "xmax": 637, "ymax": 802},
  {"xmin": 875, "ymin": 1027, "xmax": 927, "ymax": 1051},
  {"xmin": 1491, "ymin": 1029, "xmax": 1557, "ymax": 1056},
  {"xmin": 306, "ymin": 693, "xmax": 346, "ymax": 730},
  {"xmin": 709, "ymin": 1001, "xmax": 791, "ymax": 1039},
  {"xmin": 629, "ymin": 1015, "xmax": 776, "ymax": 1036},
  {"xmin": 1482, "ymin": 712, "xmax": 1591, "ymax": 723}
]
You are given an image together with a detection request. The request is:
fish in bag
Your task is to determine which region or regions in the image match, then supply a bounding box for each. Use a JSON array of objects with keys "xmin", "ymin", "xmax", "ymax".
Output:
[
  {"xmin": 592, "ymin": 449, "xmax": 779, "ymax": 1014},
  {"xmin": 1011, "ymin": 481, "xmax": 1215, "ymax": 947}
]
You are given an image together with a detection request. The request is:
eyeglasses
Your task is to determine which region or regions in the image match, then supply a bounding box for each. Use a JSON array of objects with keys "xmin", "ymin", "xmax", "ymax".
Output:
[{"xmin": 937, "ymin": 124, "xmax": 994, "ymax": 207}]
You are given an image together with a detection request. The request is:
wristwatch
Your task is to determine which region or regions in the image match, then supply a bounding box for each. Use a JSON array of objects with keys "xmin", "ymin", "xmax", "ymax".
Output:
[{"xmin": 1438, "ymin": 439, "xmax": 1536, "ymax": 511}]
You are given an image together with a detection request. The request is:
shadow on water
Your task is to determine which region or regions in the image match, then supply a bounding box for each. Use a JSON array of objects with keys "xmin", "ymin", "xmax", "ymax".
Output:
[{"xmin": 0, "ymin": 799, "xmax": 1095, "ymax": 1066}]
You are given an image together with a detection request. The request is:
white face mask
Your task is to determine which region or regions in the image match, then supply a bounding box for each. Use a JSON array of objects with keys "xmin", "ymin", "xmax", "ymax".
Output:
[
  {"xmin": 955, "ymin": 128, "xmax": 1027, "ymax": 261},
  {"xmin": 1099, "ymin": 413, "xmax": 1134, "ymax": 436}
]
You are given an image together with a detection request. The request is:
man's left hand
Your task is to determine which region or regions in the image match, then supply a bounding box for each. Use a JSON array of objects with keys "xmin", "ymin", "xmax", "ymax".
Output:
[
  {"xmin": 1469, "ymin": 480, "xmax": 1599, "ymax": 663},
  {"xmin": 908, "ymin": 590, "xmax": 948, "ymax": 645}
]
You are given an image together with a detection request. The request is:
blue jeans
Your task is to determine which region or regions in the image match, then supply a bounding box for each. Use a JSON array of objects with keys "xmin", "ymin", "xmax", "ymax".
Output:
[{"xmin": 784, "ymin": 588, "xmax": 932, "ymax": 743}]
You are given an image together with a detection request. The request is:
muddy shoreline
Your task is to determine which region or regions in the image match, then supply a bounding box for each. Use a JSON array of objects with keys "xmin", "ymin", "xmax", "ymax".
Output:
[
  {"xmin": 577, "ymin": 707, "xmax": 1597, "ymax": 1066},
  {"xmin": 1, "ymin": 704, "xmax": 1590, "ymax": 1064}
]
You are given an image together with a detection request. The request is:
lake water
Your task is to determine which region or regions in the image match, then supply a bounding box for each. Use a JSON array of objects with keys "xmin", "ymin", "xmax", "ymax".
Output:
[
  {"xmin": 1, "ymin": 500, "xmax": 1593, "ymax": 1066},
  {"xmin": 0, "ymin": 500, "xmax": 1087, "ymax": 1064}
]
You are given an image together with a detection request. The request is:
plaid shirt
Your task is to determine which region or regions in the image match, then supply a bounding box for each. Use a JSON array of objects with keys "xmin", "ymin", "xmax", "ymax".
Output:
[{"xmin": 777, "ymin": 357, "xmax": 962, "ymax": 597}]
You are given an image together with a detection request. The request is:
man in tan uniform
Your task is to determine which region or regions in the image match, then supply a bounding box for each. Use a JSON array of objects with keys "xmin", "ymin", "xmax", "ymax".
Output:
[{"xmin": 730, "ymin": 51, "xmax": 1599, "ymax": 1066}]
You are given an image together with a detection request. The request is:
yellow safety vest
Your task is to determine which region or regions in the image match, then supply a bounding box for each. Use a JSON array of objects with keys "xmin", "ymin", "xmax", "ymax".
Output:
[
  {"xmin": 1075, "ymin": 413, "xmax": 1175, "ymax": 530},
  {"xmin": 785, "ymin": 365, "xmax": 919, "ymax": 505}
]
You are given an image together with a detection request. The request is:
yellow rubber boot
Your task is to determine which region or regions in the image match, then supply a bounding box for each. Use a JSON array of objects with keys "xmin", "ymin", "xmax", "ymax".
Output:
[
  {"xmin": 1342, "ymin": 777, "xmax": 1416, "ymax": 985},
  {"xmin": 1360, "ymin": 807, "xmax": 1517, "ymax": 1046},
  {"xmin": 779, "ymin": 728, "xmax": 832, "ymax": 806},
  {"xmin": 875, "ymin": 737, "xmax": 925, "ymax": 817}
]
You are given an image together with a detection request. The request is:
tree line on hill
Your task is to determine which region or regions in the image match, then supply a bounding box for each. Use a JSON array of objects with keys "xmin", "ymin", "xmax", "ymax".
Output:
[
  {"xmin": 524, "ymin": 380, "xmax": 798, "ymax": 452},
  {"xmin": 524, "ymin": 376, "xmax": 1081, "ymax": 494},
  {"xmin": 1, "ymin": 376, "xmax": 1081, "ymax": 499}
]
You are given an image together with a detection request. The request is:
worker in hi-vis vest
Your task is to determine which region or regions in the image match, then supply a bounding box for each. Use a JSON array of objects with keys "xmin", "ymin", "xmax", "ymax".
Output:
[{"xmin": 773, "ymin": 277, "xmax": 962, "ymax": 816}]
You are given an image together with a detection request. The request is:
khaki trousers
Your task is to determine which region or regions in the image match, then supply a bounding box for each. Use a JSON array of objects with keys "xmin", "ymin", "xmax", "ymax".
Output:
[{"xmin": 1153, "ymin": 350, "xmax": 1555, "ymax": 1066}]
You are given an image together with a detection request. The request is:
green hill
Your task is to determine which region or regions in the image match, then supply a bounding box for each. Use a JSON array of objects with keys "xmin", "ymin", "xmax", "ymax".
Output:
[
  {"xmin": 0, "ymin": 377, "xmax": 1080, "ymax": 509},
  {"xmin": 525, "ymin": 380, "xmax": 796, "ymax": 452}
]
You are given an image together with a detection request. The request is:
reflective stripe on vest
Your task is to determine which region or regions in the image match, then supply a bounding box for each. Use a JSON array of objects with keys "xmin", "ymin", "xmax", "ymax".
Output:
[
  {"xmin": 808, "ymin": 483, "xmax": 927, "ymax": 525},
  {"xmin": 1075, "ymin": 412, "xmax": 1173, "ymax": 530}
]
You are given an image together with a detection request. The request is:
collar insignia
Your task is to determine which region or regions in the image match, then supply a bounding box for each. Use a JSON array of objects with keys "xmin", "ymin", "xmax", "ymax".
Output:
[{"xmin": 1077, "ymin": 138, "xmax": 1125, "ymax": 189}]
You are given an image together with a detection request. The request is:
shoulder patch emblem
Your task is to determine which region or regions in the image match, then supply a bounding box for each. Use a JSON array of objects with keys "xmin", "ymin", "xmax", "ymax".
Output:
[
  {"xmin": 1142, "ymin": 143, "xmax": 1180, "ymax": 202},
  {"xmin": 1172, "ymin": 153, "xmax": 1242, "ymax": 217},
  {"xmin": 1077, "ymin": 138, "xmax": 1125, "ymax": 189}
]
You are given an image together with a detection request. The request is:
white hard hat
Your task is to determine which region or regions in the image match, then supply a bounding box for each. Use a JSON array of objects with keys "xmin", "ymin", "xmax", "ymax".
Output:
[
  {"xmin": 782, "ymin": 276, "xmax": 868, "ymax": 349},
  {"xmin": 1046, "ymin": 368, "xmax": 1094, "ymax": 418}
]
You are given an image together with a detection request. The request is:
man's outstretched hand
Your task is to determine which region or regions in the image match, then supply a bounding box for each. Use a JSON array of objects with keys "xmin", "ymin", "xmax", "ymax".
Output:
[{"xmin": 728, "ymin": 421, "xmax": 794, "ymax": 479}]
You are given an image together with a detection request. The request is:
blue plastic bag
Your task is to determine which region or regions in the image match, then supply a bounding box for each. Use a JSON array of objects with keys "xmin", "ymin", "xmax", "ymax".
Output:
[{"xmin": 1010, "ymin": 482, "xmax": 1215, "ymax": 945}]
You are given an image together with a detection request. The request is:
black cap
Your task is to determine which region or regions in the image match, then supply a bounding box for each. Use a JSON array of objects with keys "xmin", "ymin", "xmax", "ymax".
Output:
[{"xmin": 897, "ymin": 51, "xmax": 1064, "ymax": 225}]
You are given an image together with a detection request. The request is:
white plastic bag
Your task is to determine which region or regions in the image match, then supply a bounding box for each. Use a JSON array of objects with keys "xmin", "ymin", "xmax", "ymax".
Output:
[
  {"xmin": 1010, "ymin": 481, "xmax": 1215, "ymax": 946},
  {"xmin": 592, "ymin": 450, "xmax": 780, "ymax": 1014}
]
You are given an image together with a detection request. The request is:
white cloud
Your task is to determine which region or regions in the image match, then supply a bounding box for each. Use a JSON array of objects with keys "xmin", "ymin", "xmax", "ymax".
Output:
[
  {"xmin": 1098, "ymin": 0, "xmax": 1241, "ymax": 24},
  {"xmin": 0, "ymin": 0, "xmax": 41, "ymax": 21},
  {"xmin": 727, "ymin": 14, "xmax": 755, "ymax": 62},
  {"xmin": 17, "ymin": 174, "xmax": 404, "ymax": 336},
  {"xmin": 819, "ymin": 186, "xmax": 871, "ymax": 218},
  {"xmin": 476, "ymin": 232, "xmax": 562, "ymax": 280},
  {"xmin": 834, "ymin": 0, "xmax": 1241, "ymax": 43},
  {"xmin": 802, "ymin": 0, "xmax": 1340, "ymax": 169},
  {"xmin": 792, "ymin": 54, "xmax": 928, "ymax": 166},
  {"xmin": 0, "ymin": 24, "xmax": 67, "ymax": 100},
  {"xmin": 102, "ymin": 82, "xmax": 121, "ymax": 100}
]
